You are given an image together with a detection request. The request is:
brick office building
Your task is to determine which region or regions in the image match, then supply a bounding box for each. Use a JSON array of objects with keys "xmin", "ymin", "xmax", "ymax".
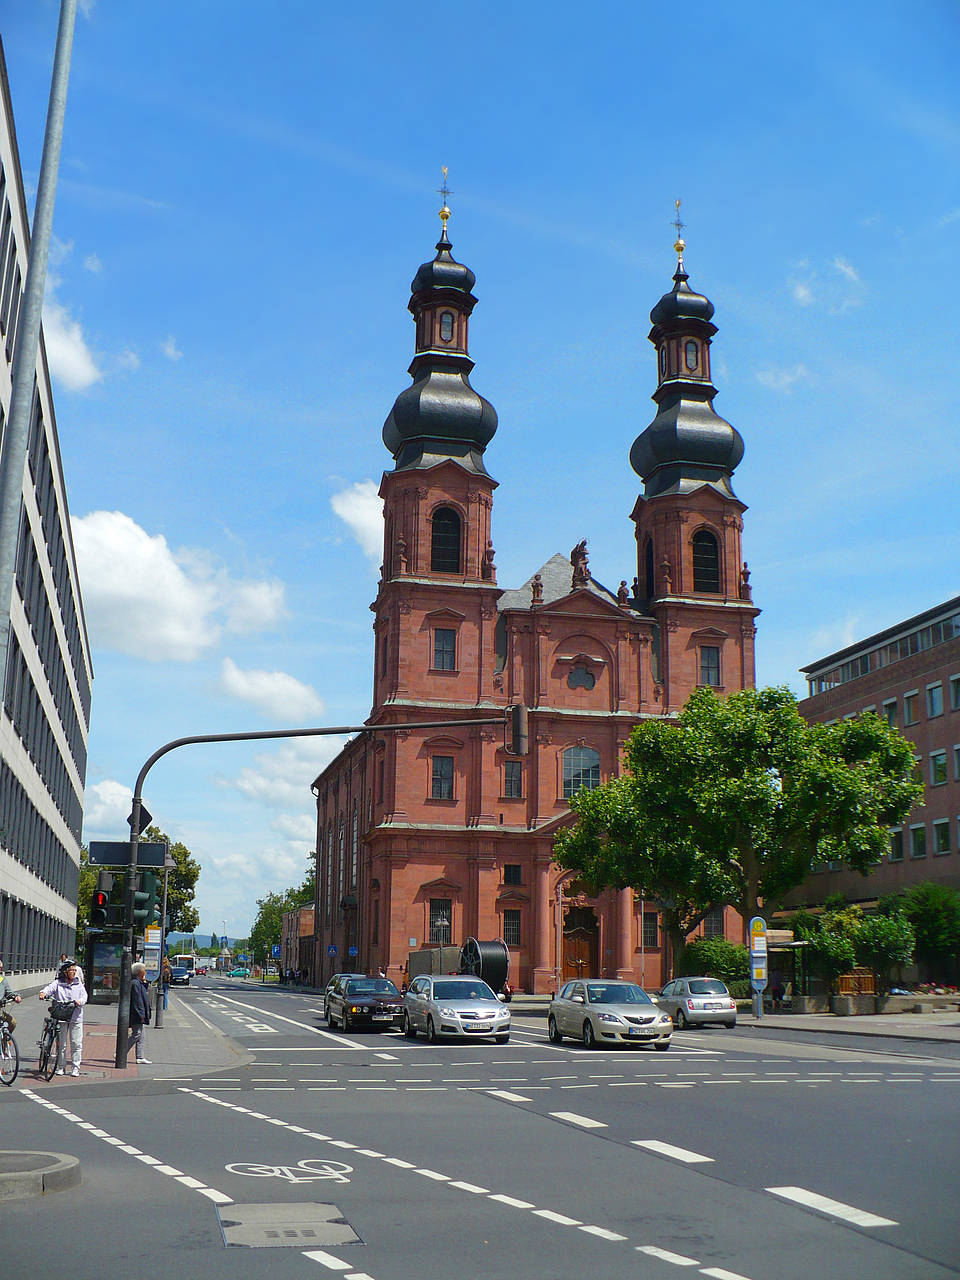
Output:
[
  {"xmin": 793, "ymin": 597, "xmax": 960, "ymax": 908},
  {"xmin": 313, "ymin": 211, "xmax": 759, "ymax": 992}
]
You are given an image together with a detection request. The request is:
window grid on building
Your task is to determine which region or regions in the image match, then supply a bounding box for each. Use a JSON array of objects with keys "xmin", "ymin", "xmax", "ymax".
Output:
[
  {"xmin": 903, "ymin": 692, "xmax": 918, "ymax": 725},
  {"xmin": 433, "ymin": 627, "xmax": 456, "ymax": 670},
  {"xmin": 562, "ymin": 746, "xmax": 600, "ymax": 799},
  {"xmin": 431, "ymin": 755, "xmax": 454, "ymax": 800},
  {"xmin": 504, "ymin": 760, "xmax": 522, "ymax": 798},
  {"xmin": 692, "ymin": 529, "xmax": 720, "ymax": 593},
  {"xmin": 927, "ymin": 683, "xmax": 944, "ymax": 717},
  {"xmin": 430, "ymin": 507, "xmax": 461, "ymax": 573},
  {"xmin": 503, "ymin": 909, "xmax": 521, "ymax": 947},
  {"xmin": 429, "ymin": 897, "xmax": 452, "ymax": 944},
  {"xmin": 930, "ymin": 751, "xmax": 948, "ymax": 786},
  {"xmin": 702, "ymin": 905, "xmax": 725, "ymax": 939},
  {"xmin": 932, "ymin": 819, "xmax": 951, "ymax": 856},
  {"xmin": 888, "ymin": 829, "xmax": 904, "ymax": 863},
  {"xmin": 910, "ymin": 825, "xmax": 926, "ymax": 859},
  {"xmin": 699, "ymin": 645, "xmax": 721, "ymax": 688},
  {"xmin": 642, "ymin": 911, "xmax": 659, "ymax": 949},
  {"xmin": 504, "ymin": 864, "xmax": 522, "ymax": 886}
]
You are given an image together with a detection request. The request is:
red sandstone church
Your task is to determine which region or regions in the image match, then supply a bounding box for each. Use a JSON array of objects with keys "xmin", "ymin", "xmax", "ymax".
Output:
[{"xmin": 312, "ymin": 209, "xmax": 759, "ymax": 993}]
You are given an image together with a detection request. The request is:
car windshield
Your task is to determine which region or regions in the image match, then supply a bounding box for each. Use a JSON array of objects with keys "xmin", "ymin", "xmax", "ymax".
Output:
[
  {"xmin": 688, "ymin": 979, "xmax": 728, "ymax": 995},
  {"xmin": 585, "ymin": 983, "xmax": 652, "ymax": 1005},
  {"xmin": 432, "ymin": 980, "xmax": 497, "ymax": 1001},
  {"xmin": 345, "ymin": 980, "xmax": 400, "ymax": 996}
]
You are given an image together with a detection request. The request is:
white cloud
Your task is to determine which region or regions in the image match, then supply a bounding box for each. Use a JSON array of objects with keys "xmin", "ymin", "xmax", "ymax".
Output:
[
  {"xmin": 81, "ymin": 778, "xmax": 134, "ymax": 838},
  {"xmin": 218, "ymin": 737, "xmax": 344, "ymax": 810},
  {"xmin": 220, "ymin": 657, "xmax": 325, "ymax": 723},
  {"xmin": 71, "ymin": 510, "xmax": 286, "ymax": 661},
  {"xmin": 833, "ymin": 256, "xmax": 860, "ymax": 283},
  {"xmin": 789, "ymin": 257, "xmax": 864, "ymax": 315},
  {"xmin": 330, "ymin": 479, "xmax": 383, "ymax": 563},
  {"xmin": 755, "ymin": 363, "xmax": 810, "ymax": 394},
  {"xmin": 161, "ymin": 335, "xmax": 183, "ymax": 361},
  {"xmin": 791, "ymin": 281, "xmax": 814, "ymax": 306},
  {"xmin": 117, "ymin": 348, "xmax": 140, "ymax": 370},
  {"xmin": 83, "ymin": 253, "xmax": 102, "ymax": 273},
  {"xmin": 43, "ymin": 295, "xmax": 102, "ymax": 390}
]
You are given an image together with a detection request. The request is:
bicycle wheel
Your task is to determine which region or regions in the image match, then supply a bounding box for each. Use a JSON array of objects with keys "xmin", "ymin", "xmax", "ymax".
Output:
[
  {"xmin": 0, "ymin": 1030, "xmax": 18, "ymax": 1085},
  {"xmin": 40, "ymin": 1023, "xmax": 59, "ymax": 1081}
]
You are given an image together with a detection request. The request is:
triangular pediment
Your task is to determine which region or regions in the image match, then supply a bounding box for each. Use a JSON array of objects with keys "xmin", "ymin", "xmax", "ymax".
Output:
[{"xmin": 690, "ymin": 626, "xmax": 729, "ymax": 640}]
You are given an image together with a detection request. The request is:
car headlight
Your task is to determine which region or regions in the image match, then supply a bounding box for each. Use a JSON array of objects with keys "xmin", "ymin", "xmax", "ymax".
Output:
[
  {"xmin": 438, "ymin": 1007, "xmax": 459, "ymax": 1018},
  {"xmin": 658, "ymin": 1015, "xmax": 672, "ymax": 1025},
  {"xmin": 597, "ymin": 1013, "xmax": 624, "ymax": 1023},
  {"xmin": 497, "ymin": 1009, "xmax": 510, "ymax": 1019}
]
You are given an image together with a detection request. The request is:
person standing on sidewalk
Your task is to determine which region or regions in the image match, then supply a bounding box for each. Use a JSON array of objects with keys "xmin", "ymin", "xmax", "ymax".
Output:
[
  {"xmin": 160, "ymin": 957, "xmax": 171, "ymax": 1011},
  {"xmin": 128, "ymin": 963, "xmax": 152, "ymax": 1064},
  {"xmin": 0, "ymin": 958, "xmax": 21, "ymax": 1030},
  {"xmin": 38, "ymin": 959, "xmax": 87, "ymax": 1076}
]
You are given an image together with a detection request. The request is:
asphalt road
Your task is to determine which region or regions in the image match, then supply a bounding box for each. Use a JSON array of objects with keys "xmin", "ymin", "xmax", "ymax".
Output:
[{"xmin": 3, "ymin": 975, "xmax": 958, "ymax": 1280}]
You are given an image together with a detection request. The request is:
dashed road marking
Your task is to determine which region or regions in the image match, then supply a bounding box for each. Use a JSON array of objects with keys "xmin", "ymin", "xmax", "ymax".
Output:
[
  {"xmin": 549, "ymin": 1110, "xmax": 607, "ymax": 1128},
  {"xmin": 636, "ymin": 1244, "xmax": 699, "ymax": 1265},
  {"xmin": 488, "ymin": 1089, "xmax": 532, "ymax": 1102},
  {"xmin": 632, "ymin": 1139, "xmax": 714, "ymax": 1164},
  {"xmin": 766, "ymin": 1186, "xmax": 897, "ymax": 1228}
]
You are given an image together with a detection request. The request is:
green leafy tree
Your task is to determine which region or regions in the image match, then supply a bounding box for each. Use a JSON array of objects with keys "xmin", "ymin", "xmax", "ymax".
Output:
[
  {"xmin": 211, "ymin": 934, "xmax": 219, "ymax": 950},
  {"xmin": 247, "ymin": 856, "xmax": 316, "ymax": 965},
  {"xmin": 141, "ymin": 826, "xmax": 200, "ymax": 934},
  {"xmin": 883, "ymin": 882, "xmax": 960, "ymax": 980},
  {"xmin": 76, "ymin": 845, "xmax": 97, "ymax": 934},
  {"xmin": 856, "ymin": 913, "xmax": 915, "ymax": 995},
  {"xmin": 678, "ymin": 937, "xmax": 749, "ymax": 984},
  {"xmin": 555, "ymin": 687, "xmax": 921, "ymax": 972}
]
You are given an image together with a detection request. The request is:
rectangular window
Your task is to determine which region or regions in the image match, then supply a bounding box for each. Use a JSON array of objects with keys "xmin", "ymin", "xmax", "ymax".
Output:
[
  {"xmin": 699, "ymin": 645, "xmax": 721, "ymax": 687},
  {"xmin": 910, "ymin": 825, "xmax": 926, "ymax": 859},
  {"xmin": 903, "ymin": 692, "xmax": 919, "ymax": 725},
  {"xmin": 882, "ymin": 699, "xmax": 897, "ymax": 727},
  {"xmin": 429, "ymin": 898, "xmax": 452, "ymax": 944},
  {"xmin": 503, "ymin": 909, "xmax": 521, "ymax": 947},
  {"xmin": 504, "ymin": 863, "xmax": 522, "ymax": 886},
  {"xmin": 702, "ymin": 905, "xmax": 725, "ymax": 939},
  {"xmin": 642, "ymin": 910, "xmax": 659, "ymax": 949},
  {"xmin": 954, "ymin": 745, "xmax": 960, "ymax": 781},
  {"xmin": 930, "ymin": 751, "xmax": 948, "ymax": 786},
  {"xmin": 889, "ymin": 829, "xmax": 904, "ymax": 862},
  {"xmin": 927, "ymin": 683, "xmax": 944, "ymax": 718},
  {"xmin": 503, "ymin": 760, "xmax": 522, "ymax": 798},
  {"xmin": 377, "ymin": 758, "xmax": 385, "ymax": 802},
  {"xmin": 431, "ymin": 755, "xmax": 454, "ymax": 800},
  {"xmin": 933, "ymin": 819, "xmax": 951, "ymax": 856},
  {"xmin": 950, "ymin": 675, "xmax": 960, "ymax": 712},
  {"xmin": 433, "ymin": 627, "xmax": 456, "ymax": 671}
]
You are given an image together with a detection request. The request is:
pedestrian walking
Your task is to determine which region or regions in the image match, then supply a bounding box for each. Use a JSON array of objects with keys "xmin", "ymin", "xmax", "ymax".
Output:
[
  {"xmin": 0, "ymin": 958, "xmax": 22, "ymax": 1031},
  {"xmin": 160, "ymin": 956, "xmax": 171, "ymax": 1010},
  {"xmin": 38, "ymin": 959, "xmax": 87, "ymax": 1076},
  {"xmin": 128, "ymin": 962, "xmax": 152, "ymax": 1064}
]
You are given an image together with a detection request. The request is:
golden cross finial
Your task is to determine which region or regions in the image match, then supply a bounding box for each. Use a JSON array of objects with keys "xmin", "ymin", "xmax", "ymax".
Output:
[
  {"xmin": 438, "ymin": 165, "xmax": 452, "ymax": 227},
  {"xmin": 673, "ymin": 198, "xmax": 686, "ymax": 261}
]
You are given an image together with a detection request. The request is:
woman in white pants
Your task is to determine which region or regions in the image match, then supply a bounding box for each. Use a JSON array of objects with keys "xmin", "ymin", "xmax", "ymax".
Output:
[{"xmin": 39, "ymin": 959, "xmax": 88, "ymax": 1076}]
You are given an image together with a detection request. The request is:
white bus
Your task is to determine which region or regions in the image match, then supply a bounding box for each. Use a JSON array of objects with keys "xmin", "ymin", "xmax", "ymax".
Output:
[{"xmin": 174, "ymin": 953, "xmax": 197, "ymax": 976}]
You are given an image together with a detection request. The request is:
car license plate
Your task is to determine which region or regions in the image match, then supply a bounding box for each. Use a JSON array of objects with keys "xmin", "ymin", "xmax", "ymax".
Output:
[
  {"xmin": 629, "ymin": 1027, "xmax": 654, "ymax": 1036},
  {"xmin": 470, "ymin": 1023, "xmax": 492, "ymax": 1032},
  {"xmin": 705, "ymin": 1001, "xmax": 722, "ymax": 1009},
  {"xmin": 373, "ymin": 1014, "xmax": 394, "ymax": 1021}
]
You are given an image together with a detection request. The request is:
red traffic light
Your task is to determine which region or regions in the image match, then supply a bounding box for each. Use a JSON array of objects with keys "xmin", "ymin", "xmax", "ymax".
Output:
[{"xmin": 93, "ymin": 891, "xmax": 108, "ymax": 908}]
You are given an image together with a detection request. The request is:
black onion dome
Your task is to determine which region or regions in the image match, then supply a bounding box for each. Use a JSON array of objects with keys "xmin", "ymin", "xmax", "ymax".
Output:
[
  {"xmin": 649, "ymin": 262, "xmax": 715, "ymax": 331},
  {"xmin": 630, "ymin": 397, "xmax": 744, "ymax": 498},
  {"xmin": 410, "ymin": 226, "xmax": 477, "ymax": 301}
]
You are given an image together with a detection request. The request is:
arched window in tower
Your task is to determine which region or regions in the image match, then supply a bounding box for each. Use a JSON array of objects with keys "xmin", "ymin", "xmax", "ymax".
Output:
[
  {"xmin": 562, "ymin": 746, "xmax": 601, "ymax": 799},
  {"xmin": 439, "ymin": 310, "xmax": 455, "ymax": 343},
  {"xmin": 659, "ymin": 346, "xmax": 667, "ymax": 377},
  {"xmin": 692, "ymin": 529, "xmax": 721, "ymax": 593},
  {"xmin": 431, "ymin": 506, "xmax": 462, "ymax": 573},
  {"xmin": 644, "ymin": 537, "xmax": 655, "ymax": 600},
  {"xmin": 685, "ymin": 339, "xmax": 699, "ymax": 372},
  {"xmin": 350, "ymin": 800, "xmax": 359, "ymax": 888}
]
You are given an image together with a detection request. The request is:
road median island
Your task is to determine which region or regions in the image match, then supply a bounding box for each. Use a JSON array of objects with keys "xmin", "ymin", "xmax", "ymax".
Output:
[{"xmin": 0, "ymin": 1150, "xmax": 81, "ymax": 1200}]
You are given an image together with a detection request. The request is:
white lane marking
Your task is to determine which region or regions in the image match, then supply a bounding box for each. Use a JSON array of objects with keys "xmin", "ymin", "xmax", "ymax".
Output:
[
  {"xmin": 303, "ymin": 1252, "xmax": 352, "ymax": 1271},
  {"xmin": 448, "ymin": 1180, "xmax": 488, "ymax": 1194},
  {"xmin": 199, "ymin": 1188, "xmax": 233, "ymax": 1204},
  {"xmin": 636, "ymin": 1245, "xmax": 699, "ymax": 1265},
  {"xmin": 178, "ymin": 1000, "xmax": 219, "ymax": 1032},
  {"xmin": 765, "ymin": 1186, "xmax": 897, "ymax": 1228},
  {"xmin": 374, "ymin": 1052, "xmax": 398, "ymax": 1061},
  {"xmin": 416, "ymin": 1169, "xmax": 449, "ymax": 1181},
  {"xmin": 345, "ymin": 1273, "xmax": 376, "ymax": 1280},
  {"xmin": 632, "ymin": 1140, "xmax": 713, "ymax": 1164},
  {"xmin": 382, "ymin": 1157, "xmax": 415, "ymax": 1168},
  {"xmin": 533, "ymin": 1209, "xmax": 581, "ymax": 1225},
  {"xmin": 549, "ymin": 1111, "xmax": 607, "ymax": 1128},
  {"xmin": 580, "ymin": 1225, "xmax": 627, "ymax": 1240},
  {"xmin": 209, "ymin": 991, "xmax": 361, "ymax": 1048},
  {"xmin": 155, "ymin": 1164, "xmax": 185, "ymax": 1176},
  {"xmin": 354, "ymin": 1149, "xmax": 383, "ymax": 1158},
  {"xmin": 701, "ymin": 1269, "xmax": 755, "ymax": 1280},
  {"xmin": 177, "ymin": 1176, "xmax": 206, "ymax": 1188},
  {"xmin": 489, "ymin": 1193, "xmax": 535, "ymax": 1209},
  {"xmin": 488, "ymin": 1089, "xmax": 532, "ymax": 1102}
]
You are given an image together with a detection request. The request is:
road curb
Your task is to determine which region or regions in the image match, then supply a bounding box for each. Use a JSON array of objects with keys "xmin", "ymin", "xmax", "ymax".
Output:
[{"xmin": 0, "ymin": 1150, "xmax": 81, "ymax": 1200}]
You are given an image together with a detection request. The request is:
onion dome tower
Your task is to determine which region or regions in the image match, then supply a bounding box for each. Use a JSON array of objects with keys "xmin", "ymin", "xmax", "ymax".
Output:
[{"xmin": 382, "ymin": 190, "xmax": 498, "ymax": 476}]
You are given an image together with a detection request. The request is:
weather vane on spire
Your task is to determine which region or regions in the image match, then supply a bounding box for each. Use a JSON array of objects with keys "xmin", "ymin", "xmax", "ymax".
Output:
[
  {"xmin": 438, "ymin": 165, "xmax": 452, "ymax": 229},
  {"xmin": 672, "ymin": 198, "xmax": 686, "ymax": 263}
]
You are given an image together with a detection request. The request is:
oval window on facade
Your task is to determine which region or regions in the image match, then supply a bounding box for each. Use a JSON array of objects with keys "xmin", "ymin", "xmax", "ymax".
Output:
[
  {"xmin": 685, "ymin": 340, "xmax": 699, "ymax": 371},
  {"xmin": 440, "ymin": 311, "xmax": 455, "ymax": 343}
]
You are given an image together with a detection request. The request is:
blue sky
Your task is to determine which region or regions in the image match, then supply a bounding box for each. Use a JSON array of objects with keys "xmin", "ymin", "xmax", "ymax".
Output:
[{"xmin": 4, "ymin": 3, "xmax": 959, "ymax": 937}]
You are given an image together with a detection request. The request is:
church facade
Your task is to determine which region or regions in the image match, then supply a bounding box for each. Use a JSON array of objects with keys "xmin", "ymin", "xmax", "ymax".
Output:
[{"xmin": 312, "ymin": 210, "xmax": 759, "ymax": 993}]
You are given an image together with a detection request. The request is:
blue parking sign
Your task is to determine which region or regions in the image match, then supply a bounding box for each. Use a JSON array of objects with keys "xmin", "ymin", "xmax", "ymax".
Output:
[{"xmin": 328, "ymin": 944, "xmax": 338, "ymax": 956}]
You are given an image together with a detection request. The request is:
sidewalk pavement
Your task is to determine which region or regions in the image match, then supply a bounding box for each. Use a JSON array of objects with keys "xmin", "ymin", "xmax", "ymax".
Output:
[
  {"xmin": 2, "ymin": 987, "xmax": 251, "ymax": 1090},
  {"xmin": 738, "ymin": 1008, "xmax": 960, "ymax": 1044}
]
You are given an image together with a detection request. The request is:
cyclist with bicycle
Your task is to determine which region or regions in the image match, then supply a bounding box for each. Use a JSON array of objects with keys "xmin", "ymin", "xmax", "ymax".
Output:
[
  {"xmin": 38, "ymin": 958, "xmax": 87, "ymax": 1076},
  {"xmin": 0, "ymin": 958, "xmax": 22, "ymax": 1031}
]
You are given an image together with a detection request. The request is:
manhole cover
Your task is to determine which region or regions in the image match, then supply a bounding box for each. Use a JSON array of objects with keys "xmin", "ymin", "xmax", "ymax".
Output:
[{"xmin": 217, "ymin": 1203, "xmax": 360, "ymax": 1249}]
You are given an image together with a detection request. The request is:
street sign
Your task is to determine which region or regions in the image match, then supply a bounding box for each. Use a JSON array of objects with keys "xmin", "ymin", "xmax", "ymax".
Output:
[
  {"xmin": 88, "ymin": 841, "xmax": 168, "ymax": 868},
  {"xmin": 327, "ymin": 944, "xmax": 338, "ymax": 957},
  {"xmin": 271, "ymin": 944, "xmax": 282, "ymax": 959},
  {"xmin": 749, "ymin": 916, "xmax": 768, "ymax": 992},
  {"xmin": 145, "ymin": 927, "xmax": 162, "ymax": 947},
  {"xmin": 348, "ymin": 945, "xmax": 358, "ymax": 957}
]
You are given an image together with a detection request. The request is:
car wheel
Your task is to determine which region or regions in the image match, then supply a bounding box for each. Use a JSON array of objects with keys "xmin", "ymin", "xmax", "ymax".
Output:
[
  {"xmin": 342, "ymin": 1014, "xmax": 351, "ymax": 1032},
  {"xmin": 426, "ymin": 1016, "xmax": 438, "ymax": 1044},
  {"xmin": 402, "ymin": 1012, "xmax": 417, "ymax": 1039},
  {"xmin": 582, "ymin": 1020, "xmax": 596, "ymax": 1049},
  {"xmin": 675, "ymin": 1008, "xmax": 688, "ymax": 1030},
  {"xmin": 495, "ymin": 1033, "xmax": 509, "ymax": 1044},
  {"xmin": 548, "ymin": 1015, "xmax": 562, "ymax": 1044},
  {"xmin": 654, "ymin": 1041, "xmax": 671, "ymax": 1052},
  {"xmin": 725, "ymin": 1019, "xmax": 737, "ymax": 1029}
]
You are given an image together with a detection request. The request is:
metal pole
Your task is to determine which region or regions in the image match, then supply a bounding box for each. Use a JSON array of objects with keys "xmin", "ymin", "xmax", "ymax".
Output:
[{"xmin": 0, "ymin": 0, "xmax": 78, "ymax": 693}]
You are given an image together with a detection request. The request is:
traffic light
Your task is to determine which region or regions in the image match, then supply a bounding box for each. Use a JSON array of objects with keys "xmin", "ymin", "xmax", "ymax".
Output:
[
  {"xmin": 508, "ymin": 704, "xmax": 529, "ymax": 756},
  {"xmin": 90, "ymin": 870, "xmax": 115, "ymax": 926},
  {"xmin": 132, "ymin": 870, "xmax": 159, "ymax": 927}
]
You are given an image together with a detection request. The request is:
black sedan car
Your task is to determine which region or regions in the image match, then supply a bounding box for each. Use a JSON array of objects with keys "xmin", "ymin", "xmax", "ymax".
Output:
[
  {"xmin": 169, "ymin": 965, "xmax": 190, "ymax": 985},
  {"xmin": 326, "ymin": 977, "xmax": 404, "ymax": 1031}
]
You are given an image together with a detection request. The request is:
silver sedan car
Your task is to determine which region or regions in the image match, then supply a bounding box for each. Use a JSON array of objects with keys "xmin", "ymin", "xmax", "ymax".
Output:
[
  {"xmin": 655, "ymin": 976, "xmax": 737, "ymax": 1028},
  {"xmin": 548, "ymin": 980, "xmax": 673, "ymax": 1050},
  {"xmin": 402, "ymin": 975, "xmax": 511, "ymax": 1043}
]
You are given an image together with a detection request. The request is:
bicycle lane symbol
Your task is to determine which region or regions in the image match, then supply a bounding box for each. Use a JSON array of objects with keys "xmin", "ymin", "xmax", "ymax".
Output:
[{"xmin": 225, "ymin": 1159, "xmax": 353, "ymax": 1185}]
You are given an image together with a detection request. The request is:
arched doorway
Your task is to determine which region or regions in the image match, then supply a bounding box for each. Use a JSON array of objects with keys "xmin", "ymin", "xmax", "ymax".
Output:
[{"xmin": 562, "ymin": 905, "xmax": 599, "ymax": 980}]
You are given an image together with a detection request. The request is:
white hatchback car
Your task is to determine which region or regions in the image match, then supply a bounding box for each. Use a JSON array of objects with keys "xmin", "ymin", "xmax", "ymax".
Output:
[
  {"xmin": 548, "ymin": 979, "xmax": 673, "ymax": 1049},
  {"xmin": 402, "ymin": 975, "xmax": 510, "ymax": 1043}
]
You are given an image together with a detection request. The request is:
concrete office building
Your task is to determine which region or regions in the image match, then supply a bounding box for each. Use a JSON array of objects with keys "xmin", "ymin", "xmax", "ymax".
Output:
[{"xmin": 0, "ymin": 41, "xmax": 92, "ymax": 981}]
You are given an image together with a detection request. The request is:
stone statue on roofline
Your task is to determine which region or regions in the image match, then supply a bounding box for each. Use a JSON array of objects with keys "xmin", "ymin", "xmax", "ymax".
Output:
[{"xmin": 570, "ymin": 539, "xmax": 591, "ymax": 588}]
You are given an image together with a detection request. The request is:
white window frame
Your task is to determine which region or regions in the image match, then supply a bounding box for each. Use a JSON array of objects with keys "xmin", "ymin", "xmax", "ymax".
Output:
[{"xmin": 926, "ymin": 682, "xmax": 944, "ymax": 718}]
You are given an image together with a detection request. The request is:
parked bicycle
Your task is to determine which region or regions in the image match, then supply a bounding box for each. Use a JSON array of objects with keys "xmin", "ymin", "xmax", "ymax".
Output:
[
  {"xmin": 37, "ymin": 999, "xmax": 75, "ymax": 1081},
  {"xmin": 0, "ymin": 991, "xmax": 18, "ymax": 1085}
]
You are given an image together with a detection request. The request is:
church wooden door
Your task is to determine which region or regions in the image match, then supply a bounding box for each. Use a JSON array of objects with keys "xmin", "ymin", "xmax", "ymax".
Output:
[{"xmin": 562, "ymin": 906, "xmax": 599, "ymax": 980}]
